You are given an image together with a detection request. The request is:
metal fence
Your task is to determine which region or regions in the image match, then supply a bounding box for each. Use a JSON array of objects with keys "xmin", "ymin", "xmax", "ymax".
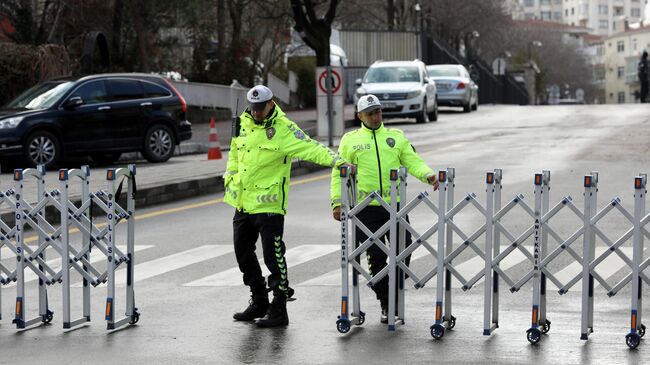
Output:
[
  {"xmin": 0, "ymin": 165, "xmax": 139, "ymax": 331},
  {"xmin": 336, "ymin": 167, "xmax": 647, "ymax": 349}
]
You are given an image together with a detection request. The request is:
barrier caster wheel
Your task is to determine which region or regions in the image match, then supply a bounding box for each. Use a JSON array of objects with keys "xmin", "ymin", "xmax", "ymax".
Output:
[
  {"xmin": 357, "ymin": 311, "xmax": 366, "ymax": 326},
  {"xmin": 448, "ymin": 315, "xmax": 457, "ymax": 329},
  {"xmin": 430, "ymin": 324, "xmax": 445, "ymax": 339},
  {"xmin": 44, "ymin": 310, "xmax": 54, "ymax": 324},
  {"xmin": 527, "ymin": 328, "xmax": 541, "ymax": 344},
  {"xmin": 129, "ymin": 312, "xmax": 140, "ymax": 325},
  {"xmin": 541, "ymin": 319, "xmax": 551, "ymax": 334},
  {"xmin": 336, "ymin": 319, "xmax": 351, "ymax": 334},
  {"xmin": 639, "ymin": 324, "xmax": 646, "ymax": 338},
  {"xmin": 626, "ymin": 333, "xmax": 641, "ymax": 349}
]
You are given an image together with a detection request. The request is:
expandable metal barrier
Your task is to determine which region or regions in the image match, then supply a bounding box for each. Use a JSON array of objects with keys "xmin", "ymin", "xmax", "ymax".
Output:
[
  {"xmin": 337, "ymin": 167, "xmax": 648, "ymax": 349},
  {"xmin": 0, "ymin": 164, "xmax": 139, "ymax": 331}
]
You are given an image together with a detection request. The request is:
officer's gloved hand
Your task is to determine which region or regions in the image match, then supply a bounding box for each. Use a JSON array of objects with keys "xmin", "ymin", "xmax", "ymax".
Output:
[
  {"xmin": 332, "ymin": 206, "xmax": 341, "ymax": 221},
  {"xmin": 427, "ymin": 174, "xmax": 440, "ymax": 191}
]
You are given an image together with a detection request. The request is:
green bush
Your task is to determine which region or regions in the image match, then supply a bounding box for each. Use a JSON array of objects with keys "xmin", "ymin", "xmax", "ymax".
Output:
[{"xmin": 288, "ymin": 57, "xmax": 316, "ymax": 108}]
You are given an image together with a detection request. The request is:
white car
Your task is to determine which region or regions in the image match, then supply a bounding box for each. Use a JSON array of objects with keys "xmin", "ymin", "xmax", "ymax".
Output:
[
  {"xmin": 426, "ymin": 64, "xmax": 478, "ymax": 113},
  {"xmin": 354, "ymin": 60, "xmax": 438, "ymax": 123}
]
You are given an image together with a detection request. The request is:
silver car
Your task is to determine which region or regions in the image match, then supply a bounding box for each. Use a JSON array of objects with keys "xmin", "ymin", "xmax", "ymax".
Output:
[
  {"xmin": 355, "ymin": 60, "xmax": 438, "ymax": 123},
  {"xmin": 426, "ymin": 64, "xmax": 478, "ymax": 113}
]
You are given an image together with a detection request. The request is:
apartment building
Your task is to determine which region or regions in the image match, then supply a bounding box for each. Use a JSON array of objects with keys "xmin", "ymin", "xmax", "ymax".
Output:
[
  {"xmin": 513, "ymin": 0, "xmax": 646, "ymax": 36},
  {"xmin": 518, "ymin": 0, "xmax": 565, "ymax": 22},
  {"xmin": 601, "ymin": 23, "xmax": 650, "ymax": 103}
]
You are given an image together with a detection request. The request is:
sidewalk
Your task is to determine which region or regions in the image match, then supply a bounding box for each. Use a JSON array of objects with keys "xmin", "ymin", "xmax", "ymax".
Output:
[
  {"xmin": 0, "ymin": 105, "xmax": 357, "ymax": 222},
  {"xmin": 178, "ymin": 104, "xmax": 357, "ymax": 154}
]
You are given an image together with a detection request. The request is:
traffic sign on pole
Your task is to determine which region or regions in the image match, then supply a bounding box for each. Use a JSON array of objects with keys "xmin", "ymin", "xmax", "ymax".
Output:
[
  {"xmin": 317, "ymin": 68, "xmax": 342, "ymax": 97},
  {"xmin": 316, "ymin": 66, "xmax": 344, "ymax": 140}
]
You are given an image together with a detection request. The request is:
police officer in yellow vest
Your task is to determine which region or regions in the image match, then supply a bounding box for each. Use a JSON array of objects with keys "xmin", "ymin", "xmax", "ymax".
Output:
[
  {"xmin": 225, "ymin": 85, "xmax": 350, "ymax": 327},
  {"xmin": 331, "ymin": 94, "xmax": 439, "ymax": 323}
]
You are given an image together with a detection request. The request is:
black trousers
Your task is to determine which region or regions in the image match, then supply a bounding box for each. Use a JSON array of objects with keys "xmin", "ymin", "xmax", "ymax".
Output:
[
  {"xmin": 641, "ymin": 81, "xmax": 649, "ymax": 103},
  {"xmin": 233, "ymin": 210, "xmax": 288, "ymax": 297},
  {"xmin": 355, "ymin": 206, "xmax": 412, "ymax": 302}
]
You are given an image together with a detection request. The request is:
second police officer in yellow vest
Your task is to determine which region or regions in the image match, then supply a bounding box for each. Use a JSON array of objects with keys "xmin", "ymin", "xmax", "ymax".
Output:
[
  {"xmin": 331, "ymin": 94, "xmax": 439, "ymax": 323},
  {"xmin": 225, "ymin": 85, "xmax": 352, "ymax": 327}
]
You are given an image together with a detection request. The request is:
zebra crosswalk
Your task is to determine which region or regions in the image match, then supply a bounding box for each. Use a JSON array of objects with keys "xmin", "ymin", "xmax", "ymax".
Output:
[
  {"xmin": 184, "ymin": 244, "xmax": 338, "ymax": 287},
  {"xmin": 1, "ymin": 243, "xmax": 644, "ymax": 292}
]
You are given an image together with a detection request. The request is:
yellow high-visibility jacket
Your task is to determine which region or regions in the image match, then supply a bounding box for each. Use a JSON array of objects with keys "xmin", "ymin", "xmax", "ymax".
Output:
[
  {"xmin": 224, "ymin": 104, "xmax": 344, "ymax": 214},
  {"xmin": 331, "ymin": 122, "xmax": 434, "ymax": 208}
]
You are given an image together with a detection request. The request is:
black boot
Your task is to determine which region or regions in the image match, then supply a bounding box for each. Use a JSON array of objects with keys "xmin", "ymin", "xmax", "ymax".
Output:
[
  {"xmin": 255, "ymin": 294, "xmax": 289, "ymax": 327},
  {"xmin": 233, "ymin": 295, "xmax": 269, "ymax": 321}
]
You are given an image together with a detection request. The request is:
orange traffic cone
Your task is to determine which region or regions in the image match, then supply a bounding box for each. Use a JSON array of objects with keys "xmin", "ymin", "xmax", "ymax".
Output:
[{"xmin": 207, "ymin": 117, "xmax": 222, "ymax": 160}]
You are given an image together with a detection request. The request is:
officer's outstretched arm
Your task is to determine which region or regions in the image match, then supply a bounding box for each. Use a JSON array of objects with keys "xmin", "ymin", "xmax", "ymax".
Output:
[
  {"xmin": 282, "ymin": 122, "xmax": 344, "ymax": 168},
  {"xmin": 399, "ymin": 137, "xmax": 434, "ymax": 184}
]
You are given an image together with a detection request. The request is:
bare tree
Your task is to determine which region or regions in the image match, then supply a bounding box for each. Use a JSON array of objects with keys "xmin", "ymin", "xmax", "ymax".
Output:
[
  {"xmin": 245, "ymin": 0, "xmax": 293, "ymax": 84},
  {"xmin": 290, "ymin": 0, "xmax": 339, "ymax": 67}
]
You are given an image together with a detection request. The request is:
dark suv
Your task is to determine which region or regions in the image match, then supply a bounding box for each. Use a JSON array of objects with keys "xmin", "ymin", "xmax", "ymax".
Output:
[{"xmin": 0, "ymin": 73, "xmax": 192, "ymax": 168}]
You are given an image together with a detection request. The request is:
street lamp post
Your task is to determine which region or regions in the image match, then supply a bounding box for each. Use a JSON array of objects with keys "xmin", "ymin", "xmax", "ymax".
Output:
[
  {"xmin": 414, "ymin": 3, "xmax": 422, "ymax": 59},
  {"xmin": 528, "ymin": 40, "xmax": 542, "ymax": 63}
]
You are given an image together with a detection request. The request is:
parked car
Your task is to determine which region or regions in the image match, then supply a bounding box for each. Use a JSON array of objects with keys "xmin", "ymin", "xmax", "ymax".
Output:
[
  {"xmin": 557, "ymin": 98, "xmax": 585, "ymax": 105},
  {"xmin": 426, "ymin": 64, "xmax": 478, "ymax": 113},
  {"xmin": 0, "ymin": 73, "xmax": 192, "ymax": 168},
  {"xmin": 354, "ymin": 60, "xmax": 438, "ymax": 123}
]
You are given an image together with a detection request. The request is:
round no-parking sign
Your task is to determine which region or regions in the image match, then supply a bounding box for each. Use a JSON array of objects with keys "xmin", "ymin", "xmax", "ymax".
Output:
[{"xmin": 317, "ymin": 67, "xmax": 342, "ymax": 96}]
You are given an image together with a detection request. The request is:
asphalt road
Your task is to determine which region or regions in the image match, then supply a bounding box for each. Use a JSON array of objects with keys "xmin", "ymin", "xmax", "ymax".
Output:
[{"xmin": 1, "ymin": 104, "xmax": 650, "ymax": 364}]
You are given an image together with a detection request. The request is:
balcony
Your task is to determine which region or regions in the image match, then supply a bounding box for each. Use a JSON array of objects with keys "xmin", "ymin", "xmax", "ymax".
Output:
[{"xmin": 626, "ymin": 73, "xmax": 640, "ymax": 84}]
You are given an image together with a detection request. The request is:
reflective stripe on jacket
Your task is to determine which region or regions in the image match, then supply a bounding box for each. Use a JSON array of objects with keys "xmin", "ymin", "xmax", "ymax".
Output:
[
  {"xmin": 224, "ymin": 104, "xmax": 343, "ymax": 214},
  {"xmin": 330, "ymin": 122, "xmax": 433, "ymax": 208}
]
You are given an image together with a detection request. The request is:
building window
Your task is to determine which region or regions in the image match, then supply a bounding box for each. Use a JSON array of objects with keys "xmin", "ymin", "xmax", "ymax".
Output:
[
  {"xmin": 617, "ymin": 66, "xmax": 625, "ymax": 78},
  {"xmin": 541, "ymin": 11, "xmax": 552, "ymax": 20},
  {"xmin": 524, "ymin": 0, "xmax": 535, "ymax": 6},
  {"xmin": 571, "ymin": 7, "xmax": 575, "ymax": 15},
  {"xmin": 595, "ymin": 65, "xmax": 606, "ymax": 80},
  {"xmin": 600, "ymin": 20, "xmax": 609, "ymax": 29},
  {"xmin": 617, "ymin": 41, "xmax": 625, "ymax": 52},
  {"xmin": 631, "ymin": 8, "xmax": 641, "ymax": 18},
  {"xmin": 598, "ymin": 5, "xmax": 608, "ymax": 15},
  {"xmin": 633, "ymin": 38, "xmax": 638, "ymax": 51},
  {"xmin": 525, "ymin": 13, "xmax": 535, "ymax": 20},
  {"xmin": 540, "ymin": 0, "xmax": 550, "ymax": 5},
  {"xmin": 565, "ymin": 9, "xmax": 569, "ymax": 16},
  {"xmin": 618, "ymin": 91, "xmax": 625, "ymax": 103},
  {"xmin": 553, "ymin": 11, "xmax": 562, "ymax": 20},
  {"xmin": 554, "ymin": 0, "xmax": 561, "ymax": 4}
]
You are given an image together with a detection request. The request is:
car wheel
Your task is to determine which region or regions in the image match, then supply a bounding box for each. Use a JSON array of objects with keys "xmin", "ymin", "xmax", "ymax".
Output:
[
  {"xmin": 472, "ymin": 100, "xmax": 478, "ymax": 111},
  {"xmin": 428, "ymin": 98, "xmax": 438, "ymax": 122},
  {"xmin": 142, "ymin": 124, "xmax": 175, "ymax": 162},
  {"xmin": 463, "ymin": 101, "xmax": 471, "ymax": 113},
  {"xmin": 24, "ymin": 130, "xmax": 61, "ymax": 169},
  {"xmin": 416, "ymin": 98, "xmax": 429, "ymax": 124},
  {"xmin": 92, "ymin": 152, "xmax": 122, "ymax": 165}
]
